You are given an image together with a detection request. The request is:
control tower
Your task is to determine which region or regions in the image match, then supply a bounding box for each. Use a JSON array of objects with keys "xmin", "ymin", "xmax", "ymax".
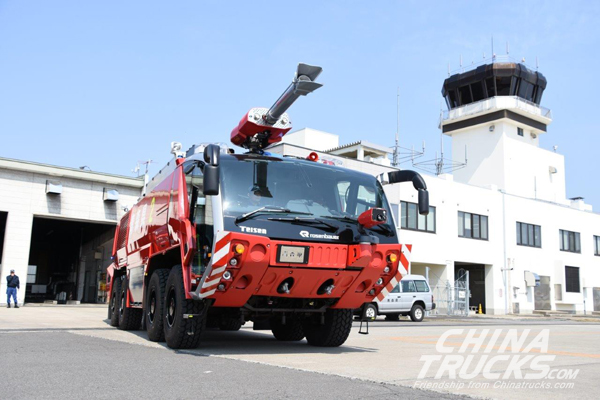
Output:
[{"xmin": 440, "ymin": 60, "xmax": 565, "ymax": 204}]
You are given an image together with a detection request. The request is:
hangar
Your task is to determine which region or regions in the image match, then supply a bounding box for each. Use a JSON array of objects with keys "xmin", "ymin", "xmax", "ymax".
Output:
[{"xmin": 0, "ymin": 157, "xmax": 143, "ymax": 305}]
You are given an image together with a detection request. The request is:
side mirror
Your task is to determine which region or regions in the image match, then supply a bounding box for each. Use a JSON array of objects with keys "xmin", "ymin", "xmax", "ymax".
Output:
[
  {"xmin": 418, "ymin": 189, "xmax": 429, "ymax": 215},
  {"xmin": 203, "ymin": 144, "xmax": 220, "ymax": 196}
]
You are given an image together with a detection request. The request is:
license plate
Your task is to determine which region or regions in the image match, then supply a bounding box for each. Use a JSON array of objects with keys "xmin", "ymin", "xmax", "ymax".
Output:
[{"xmin": 277, "ymin": 245, "xmax": 310, "ymax": 264}]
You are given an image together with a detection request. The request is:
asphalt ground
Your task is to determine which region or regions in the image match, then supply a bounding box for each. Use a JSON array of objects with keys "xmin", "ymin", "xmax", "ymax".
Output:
[{"xmin": 1, "ymin": 306, "xmax": 599, "ymax": 399}]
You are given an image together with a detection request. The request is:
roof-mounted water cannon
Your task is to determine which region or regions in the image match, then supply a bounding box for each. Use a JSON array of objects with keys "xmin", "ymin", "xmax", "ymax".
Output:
[{"xmin": 230, "ymin": 63, "xmax": 323, "ymax": 152}]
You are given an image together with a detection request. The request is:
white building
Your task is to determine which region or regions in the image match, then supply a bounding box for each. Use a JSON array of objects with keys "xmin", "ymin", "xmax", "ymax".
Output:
[
  {"xmin": 0, "ymin": 158, "xmax": 143, "ymax": 306},
  {"xmin": 269, "ymin": 61, "xmax": 600, "ymax": 315}
]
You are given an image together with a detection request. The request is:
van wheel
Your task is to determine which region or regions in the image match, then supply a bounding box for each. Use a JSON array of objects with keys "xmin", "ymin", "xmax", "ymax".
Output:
[
  {"xmin": 108, "ymin": 277, "xmax": 122, "ymax": 327},
  {"xmin": 410, "ymin": 304, "xmax": 425, "ymax": 322},
  {"xmin": 363, "ymin": 303, "xmax": 377, "ymax": 321},
  {"xmin": 118, "ymin": 278, "xmax": 143, "ymax": 330},
  {"xmin": 163, "ymin": 266, "xmax": 206, "ymax": 349},
  {"xmin": 385, "ymin": 313, "xmax": 400, "ymax": 321},
  {"xmin": 146, "ymin": 269, "xmax": 169, "ymax": 341},
  {"xmin": 304, "ymin": 309, "xmax": 353, "ymax": 347}
]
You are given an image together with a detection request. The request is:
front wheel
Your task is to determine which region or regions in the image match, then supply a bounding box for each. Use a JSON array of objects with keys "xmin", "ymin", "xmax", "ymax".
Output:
[
  {"xmin": 410, "ymin": 304, "xmax": 425, "ymax": 322},
  {"xmin": 163, "ymin": 266, "xmax": 205, "ymax": 349},
  {"xmin": 304, "ymin": 309, "xmax": 353, "ymax": 347},
  {"xmin": 363, "ymin": 303, "xmax": 377, "ymax": 321}
]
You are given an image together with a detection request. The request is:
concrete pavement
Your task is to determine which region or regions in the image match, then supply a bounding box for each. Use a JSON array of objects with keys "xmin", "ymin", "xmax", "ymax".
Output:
[{"xmin": 1, "ymin": 306, "xmax": 599, "ymax": 399}]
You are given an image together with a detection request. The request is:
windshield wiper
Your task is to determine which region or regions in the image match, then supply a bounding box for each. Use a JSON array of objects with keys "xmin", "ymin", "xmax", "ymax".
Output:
[
  {"xmin": 370, "ymin": 224, "xmax": 395, "ymax": 237},
  {"xmin": 235, "ymin": 206, "xmax": 312, "ymax": 224},
  {"xmin": 268, "ymin": 216, "xmax": 339, "ymax": 232},
  {"xmin": 319, "ymin": 215, "xmax": 358, "ymax": 223}
]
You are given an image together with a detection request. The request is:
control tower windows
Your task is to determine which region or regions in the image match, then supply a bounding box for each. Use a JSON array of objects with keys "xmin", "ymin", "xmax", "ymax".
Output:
[
  {"xmin": 485, "ymin": 77, "xmax": 496, "ymax": 97},
  {"xmin": 471, "ymin": 82, "xmax": 485, "ymax": 102},
  {"xmin": 458, "ymin": 85, "xmax": 472, "ymax": 104},
  {"xmin": 496, "ymin": 76, "xmax": 512, "ymax": 96}
]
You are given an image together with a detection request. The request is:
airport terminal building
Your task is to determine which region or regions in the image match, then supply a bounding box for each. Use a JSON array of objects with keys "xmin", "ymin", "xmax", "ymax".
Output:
[{"xmin": 1, "ymin": 60, "xmax": 599, "ymax": 314}]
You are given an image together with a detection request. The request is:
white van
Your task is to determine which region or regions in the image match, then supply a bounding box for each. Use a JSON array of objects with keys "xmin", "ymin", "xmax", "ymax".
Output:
[{"xmin": 359, "ymin": 274, "xmax": 435, "ymax": 322}]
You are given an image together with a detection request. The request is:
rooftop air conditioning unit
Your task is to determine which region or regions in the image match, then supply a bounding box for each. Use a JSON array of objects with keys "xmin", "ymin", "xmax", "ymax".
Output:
[
  {"xmin": 45, "ymin": 180, "xmax": 62, "ymax": 195},
  {"xmin": 103, "ymin": 188, "xmax": 119, "ymax": 202}
]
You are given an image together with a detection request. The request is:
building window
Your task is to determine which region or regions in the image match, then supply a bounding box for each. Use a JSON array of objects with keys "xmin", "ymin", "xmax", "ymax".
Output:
[
  {"xmin": 565, "ymin": 266, "xmax": 580, "ymax": 293},
  {"xmin": 516, "ymin": 222, "xmax": 541, "ymax": 248},
  {"xmin": 517, "ymin": 127, "xmax": 524, "ymax": 137},
  {"xmin": 595, "ymin": 235, "xmax": 600, "ymax": 256},
  {"xmin": 400, "ymin": 201, "xmax": 436, "ymax": 233},
  {"xmin": 560, "ymin": 229, "xmax": 581, "ymax": 253},
  {"xmin": 458, "ymin": 211, "xmax": 488, "ymax": 240}
]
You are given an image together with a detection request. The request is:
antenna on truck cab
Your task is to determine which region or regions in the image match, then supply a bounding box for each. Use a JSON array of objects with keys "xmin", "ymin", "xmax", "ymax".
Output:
[{"xmin": 230, "ymin": 63, "xmax": 323, "ymax": 153}]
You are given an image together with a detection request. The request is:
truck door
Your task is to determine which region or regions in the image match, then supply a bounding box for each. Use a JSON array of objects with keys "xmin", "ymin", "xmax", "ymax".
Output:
[{"xmin": 183, "ymin": 163, "xmax": 215, "ymax": 275}]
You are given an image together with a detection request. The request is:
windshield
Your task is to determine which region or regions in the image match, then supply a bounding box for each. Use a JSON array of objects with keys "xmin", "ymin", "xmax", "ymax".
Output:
[{"xmin": 220, "ymin": 155, "xmax": 396, "ymax": 243}]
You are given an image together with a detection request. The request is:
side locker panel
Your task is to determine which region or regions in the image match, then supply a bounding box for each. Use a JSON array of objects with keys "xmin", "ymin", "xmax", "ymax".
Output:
[{"xmin": 129, "ymin": 266, "xmax": 145, "ymax": 304}]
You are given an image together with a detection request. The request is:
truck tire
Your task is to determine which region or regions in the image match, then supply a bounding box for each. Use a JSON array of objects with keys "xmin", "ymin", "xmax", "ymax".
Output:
[
  {"xmin": 219, "ymin": 317, "xmax": 243, "ymax": 331},
  {"xmin": 385, "ymin": 313, "xmax": 400, "ymax": 321},
  {"xmin": 145, "ymin": 269, "xmax": 169, "ymax": 342},
  {"xmin": 363, "ymin": 303, "xmax": 378, "ymax": 321},
  {"xmin": 108, "ymin": 277, "xmax": 122, "ymax": 327},
  {"xmin": 163, "ymin": 266, "xmax": 205, "ymax": 349},
  {"xmin": 304, "ymin": 309, "xmax": 353, "ymax": 347},
  {"xmin": 410, "ymin": 304, "xmax": 425, "ymax": 322},
  {"xmin": 118, "ymin": 278, "xmax": 143, "ymax": 331},
  {"xmin": 271, "ymin": 317, "xmax": 305, "ymax": 341}
]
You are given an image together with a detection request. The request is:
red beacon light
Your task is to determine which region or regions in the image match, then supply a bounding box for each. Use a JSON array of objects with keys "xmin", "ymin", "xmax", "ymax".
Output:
[
  {"xmin": 307, "ymin": 152, "xmax": 319, "ymax": 162},
  {"xmin": 230, "ymin": 63, "xmax": 323, "ymax": 153}
]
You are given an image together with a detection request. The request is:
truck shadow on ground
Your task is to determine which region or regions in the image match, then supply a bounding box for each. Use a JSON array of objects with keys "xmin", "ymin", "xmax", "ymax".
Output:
[{"xmin": 101, "ymin": 318, "xmax": 377, "ymax": 355}]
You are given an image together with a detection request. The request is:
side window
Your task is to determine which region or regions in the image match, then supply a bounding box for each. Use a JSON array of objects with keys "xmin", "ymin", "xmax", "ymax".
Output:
[
  {"xmin": 401, "ymin": 280, "xmax": 416, "ymax": 293},
  {"xmin": 356, "ymin": 185, "xmax": 377, "ymax": 215},
  {"xmin": 391, "ymin": 284, "xmax": 401, "ymax": 293},
  {"xmin": 185, "ymin": 164, "xmax": 214, "ymax": 274},
  {"xmin": 336, "ymin": 181, "xmax": 350, "ymax": 213},
  {"xmin": 415, "ymin": 280, "xmax": 429, "ymax": 292}
]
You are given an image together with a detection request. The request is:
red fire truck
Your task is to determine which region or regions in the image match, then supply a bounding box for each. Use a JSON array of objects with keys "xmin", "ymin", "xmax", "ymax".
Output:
[{"xmin": 107, "ymin": 64, "xmax": 429, "ymax": 349}]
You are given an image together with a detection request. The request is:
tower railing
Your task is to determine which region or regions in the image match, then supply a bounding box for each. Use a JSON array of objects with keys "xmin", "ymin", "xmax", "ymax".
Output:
[{"xmin": 441, "ymin": 96, "xmax": 552, "ymax": 123}]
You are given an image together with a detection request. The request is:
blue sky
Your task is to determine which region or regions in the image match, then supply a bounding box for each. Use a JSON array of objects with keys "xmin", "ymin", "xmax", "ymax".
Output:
[{"xmin": 1, "ymin": 1, "xmax": 599, "ymax": 208}]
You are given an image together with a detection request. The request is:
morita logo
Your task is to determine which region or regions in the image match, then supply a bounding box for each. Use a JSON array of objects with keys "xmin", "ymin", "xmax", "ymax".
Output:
[
  {"xmin": 240, "ymin": 226, "xmax": 267, "ymax": 235},
  {"xmin": 299, "ymin": 230, "xmax": 339, "ymax": 240}
]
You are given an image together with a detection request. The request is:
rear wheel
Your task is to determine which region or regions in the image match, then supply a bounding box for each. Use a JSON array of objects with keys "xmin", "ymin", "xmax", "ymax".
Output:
[
  {"xmin": 163, "ymin": 266, "xmax": 205, "ymax": 349},
  {"xmin": 118, "ymin": 278, "xmax": 143, "ymax": 330},
  {"xmin": 146, "ymin": 269, "xmax": 169, "ymax": 341},
  {"xmin": 219, "ymin": 317, "xmax": 243, "ymax": 331},
  {"xmin": 108, "ymin": 277, "xmax": 122, "ymax": 327},
  {"xmin": 304, "ymin": 309, "xmax": 353, "ymax": 347},
  {"xmin": 410, "ymin": 304, "xmax": 425, "ymax": 322},
  {"xmin": 271, "ymin": 317, "xmax": 305, "ymax": 341}
]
